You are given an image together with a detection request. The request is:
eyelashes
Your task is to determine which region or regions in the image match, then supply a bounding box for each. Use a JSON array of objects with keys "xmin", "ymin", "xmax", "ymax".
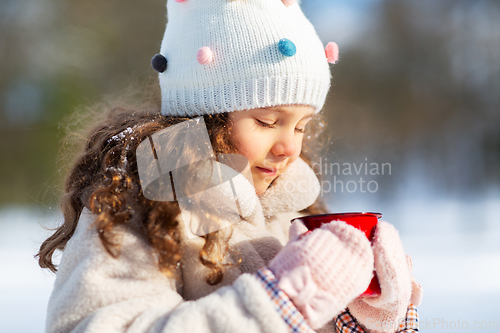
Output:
[
  {"xmin": 255, "ymin": 119, "xmax": 305, "ymax": 133},
  {"xmin": 256, "ymin": 119, "xmax": 275, "ymax": 129}
]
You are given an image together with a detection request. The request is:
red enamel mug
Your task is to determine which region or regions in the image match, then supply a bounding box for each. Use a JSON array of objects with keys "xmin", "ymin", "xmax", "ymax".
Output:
[{"xmin": 290, "ymin": 212, "xmax": 382, "ymax": 298}]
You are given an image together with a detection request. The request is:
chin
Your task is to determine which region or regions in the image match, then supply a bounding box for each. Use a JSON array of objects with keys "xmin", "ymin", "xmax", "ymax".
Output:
[
  {"xmin": 255, "ymin": 186, "xmax": 266, "ymax": 196},
  {"xmin": 254, "ymin": 180, "xmax": 275, "ymax": 196},
  {"xmin": 251, "ymin": 173, "xmax": 278, "ymax": 196}
]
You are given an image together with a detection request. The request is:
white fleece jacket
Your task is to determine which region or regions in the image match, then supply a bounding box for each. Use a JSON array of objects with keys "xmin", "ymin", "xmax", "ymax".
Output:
[{"xmin": 45, "ymin": 158, "xmax": 332, "ymax": 333}]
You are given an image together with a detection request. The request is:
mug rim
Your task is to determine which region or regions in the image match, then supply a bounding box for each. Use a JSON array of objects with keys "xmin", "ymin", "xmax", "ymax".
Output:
[{"xmin": 291, "ymin": 212, "xmax": 382, "ymax": 223}]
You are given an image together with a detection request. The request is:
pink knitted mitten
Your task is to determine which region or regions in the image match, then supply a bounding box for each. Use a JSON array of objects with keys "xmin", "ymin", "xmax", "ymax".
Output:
[
  {"xmin": 348, "ymin": 221, "xmax": 423, "ymax": 333},
  {"xmin": 269, "ymin": 220, "xmax": 374, "ymax": 329}
]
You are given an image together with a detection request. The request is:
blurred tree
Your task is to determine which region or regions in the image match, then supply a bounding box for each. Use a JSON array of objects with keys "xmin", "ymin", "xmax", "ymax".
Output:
[
  {"xmin": 322, "ymin": 0, "xmax": 500, "ymax": 200},
  {"xmin": 0, "ymin": 0, "xmax": 499, "ymax": 209},
  {"xmin": 0, "ymin": 0, "xmax": 165, "ymax": 207}
]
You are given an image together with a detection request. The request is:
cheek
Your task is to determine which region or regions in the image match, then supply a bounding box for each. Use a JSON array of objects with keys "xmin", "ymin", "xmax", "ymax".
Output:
[
  {"xmin": 297, "ymin": 138, "xmax": 304, "ymax": 157},
  {"xmin": 233, "ymin": 135, "xmax": 262, "ymax": 163},
  {"xmin": 230, "ymin": 130, "xmax": 248, "ymax": 153},
  {"xmin": 229, "ymin": 123, "xmax": 266, "ymax": 162}
]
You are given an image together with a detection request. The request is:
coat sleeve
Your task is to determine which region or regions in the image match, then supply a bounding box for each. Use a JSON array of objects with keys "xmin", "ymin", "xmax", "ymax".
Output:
[{"xmin": 45, "ymin": 210, "xmax": 289, "ymax": 333}]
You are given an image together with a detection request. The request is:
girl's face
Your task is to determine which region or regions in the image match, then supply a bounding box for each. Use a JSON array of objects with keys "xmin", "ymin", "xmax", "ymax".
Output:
[{"xmin": 228, "ymin": 105, "xmax": 315, "ymax": 196}]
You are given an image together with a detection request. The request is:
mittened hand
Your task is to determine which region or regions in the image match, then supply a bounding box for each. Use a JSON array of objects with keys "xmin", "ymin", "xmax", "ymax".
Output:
[
  {"xmin": 348, "ymin": 221, "xmax": 423, "ymax": 333},
  {"xmin": 269, "ymin": 220, "xmax": 374, "ymax": 329}
]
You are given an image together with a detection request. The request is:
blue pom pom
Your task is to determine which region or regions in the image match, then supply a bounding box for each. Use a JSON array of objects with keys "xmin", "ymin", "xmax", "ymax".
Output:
[{"xmin": 278, "ymin": 38, "xmax": 296, "ymax": 57}]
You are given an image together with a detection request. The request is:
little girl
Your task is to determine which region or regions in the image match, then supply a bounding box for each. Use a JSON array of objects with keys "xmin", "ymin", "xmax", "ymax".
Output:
[{"xmin": 37, "ymin": 1, "xmax": 422, "ymax": 332}]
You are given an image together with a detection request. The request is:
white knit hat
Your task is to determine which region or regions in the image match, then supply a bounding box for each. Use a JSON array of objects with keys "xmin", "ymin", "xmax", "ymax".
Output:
[{"xmin": 152, "ymin": 0, "xmax": 339, "ymax": 117}]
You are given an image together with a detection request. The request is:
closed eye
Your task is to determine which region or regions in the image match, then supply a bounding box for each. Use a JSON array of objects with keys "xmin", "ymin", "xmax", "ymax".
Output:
[
  {"xmin": 255, "ymin": 119, "xmax": 276, "ymax": 128},
  {"xmin": 255, "ymin": 118, "xmax": 305, "ymax": 133}
]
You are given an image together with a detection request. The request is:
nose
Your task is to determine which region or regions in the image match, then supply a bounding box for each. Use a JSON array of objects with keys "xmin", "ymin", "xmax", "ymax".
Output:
[{"xmin": 271, "ymin": 131, "xmax": 299, "ymax": 158}]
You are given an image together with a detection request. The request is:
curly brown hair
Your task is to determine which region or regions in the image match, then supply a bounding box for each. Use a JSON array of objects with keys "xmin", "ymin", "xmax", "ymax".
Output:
[{"xmin": 36, "ymin": 100, "xmax": 328, "ymax": 285}]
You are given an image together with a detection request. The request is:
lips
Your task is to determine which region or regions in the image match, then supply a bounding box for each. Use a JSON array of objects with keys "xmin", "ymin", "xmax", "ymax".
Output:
[{"xmin": 256, "ymin": 166, "xmax": 279, "ymax": 176}]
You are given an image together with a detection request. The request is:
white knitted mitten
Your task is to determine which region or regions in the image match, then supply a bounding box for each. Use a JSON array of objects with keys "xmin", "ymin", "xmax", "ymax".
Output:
[
  {"xmin": 348, "ymin": 221, "xmax": 423, "ymax": 333},
  {"xmin": 269, "ymin": 220, "xmax": 374, "ymax": 329}
]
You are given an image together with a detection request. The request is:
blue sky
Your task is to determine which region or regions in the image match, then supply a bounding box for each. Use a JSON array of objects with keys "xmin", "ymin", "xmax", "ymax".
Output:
[{"xmin": 300, "ymin": 0, "xmax": 379, "ymax": 49}]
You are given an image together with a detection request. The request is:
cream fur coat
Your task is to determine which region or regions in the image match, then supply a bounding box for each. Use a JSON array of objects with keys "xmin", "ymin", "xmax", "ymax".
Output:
[{"xmin": 46, "ymin": 158, "xmax": 339, "ymax": 333}]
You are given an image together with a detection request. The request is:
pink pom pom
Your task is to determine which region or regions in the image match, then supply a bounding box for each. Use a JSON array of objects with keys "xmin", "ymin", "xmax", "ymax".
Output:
[
  {"xmin": 325, "ymin": 42, "xmax": 339, "ymax": 64},
  {"xmin": 197, "ymin": 47, "xmax": 213, "ymax": 65},
  {"xmin": 282, "ymin": 0, "xmax": 296, "ymax": 7},
  {"xmin": 175, "ymin": 0, "xmax": 187, "ymax": 2}
]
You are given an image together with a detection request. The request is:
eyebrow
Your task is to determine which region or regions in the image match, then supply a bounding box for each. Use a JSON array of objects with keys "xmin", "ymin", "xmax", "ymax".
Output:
[{"xmin": 271, "ymin": 107, "xmax": 315, "ymax": 119}]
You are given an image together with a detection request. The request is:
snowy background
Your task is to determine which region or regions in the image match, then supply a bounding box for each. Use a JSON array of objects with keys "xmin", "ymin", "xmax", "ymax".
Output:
[{"xmin": 1, "ymin": 191, "xmax": 499, "ymax": 332}]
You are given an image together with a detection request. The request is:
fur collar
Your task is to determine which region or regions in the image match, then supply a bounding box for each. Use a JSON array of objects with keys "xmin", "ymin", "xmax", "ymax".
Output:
[
  {"xmin": 177, "ymin": 157, "xmax": 320, "ymax": 238},
  {"xmin": 177, "ymin": 158, "xmax": 320, "ymax": 300},
  {"xmin": 259, "ymin": 157, "xmax": 320, "ymax": 217}
]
